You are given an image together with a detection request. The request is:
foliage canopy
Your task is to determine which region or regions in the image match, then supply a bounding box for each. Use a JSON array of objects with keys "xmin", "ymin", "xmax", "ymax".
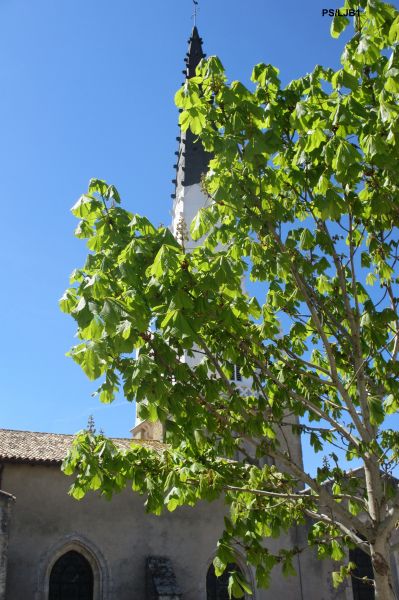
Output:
[{"xmin": 61, "ymin": 2, "xmax": 399, "ymax": 597}]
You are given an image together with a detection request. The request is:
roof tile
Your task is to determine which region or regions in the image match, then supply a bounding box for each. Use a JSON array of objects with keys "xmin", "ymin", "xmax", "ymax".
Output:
[{"xmin": 0, "ymin": 428, "xmax": 162, "ymax": 465}]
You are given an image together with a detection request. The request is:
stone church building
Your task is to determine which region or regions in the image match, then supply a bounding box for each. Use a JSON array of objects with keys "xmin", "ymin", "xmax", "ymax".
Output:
[{"xmin": 1, "ymin": 26, "xmax": 399, "ymax": 600}]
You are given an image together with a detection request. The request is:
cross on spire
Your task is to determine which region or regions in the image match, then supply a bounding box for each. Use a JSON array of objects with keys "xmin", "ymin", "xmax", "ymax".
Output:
[{"xmin": 192, "ymin": 0, "xmax": 199, "ymax": 27}]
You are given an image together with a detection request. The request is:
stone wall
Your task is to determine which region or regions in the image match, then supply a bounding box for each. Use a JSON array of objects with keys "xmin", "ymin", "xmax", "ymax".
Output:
[
  {"xmin": 0, "ymin": 491, "xmax": 14, "ymax": 600},
  {"xmin": 2, "ymin": 461, "xmax": 353, "ymax": 600},
  {"xmin": 146, "ymin": 556, "xmax": 182, "ymax": 600},
  {"xmin": 2, "ymin": 462, "xmax": 228, "ymax": 600}
]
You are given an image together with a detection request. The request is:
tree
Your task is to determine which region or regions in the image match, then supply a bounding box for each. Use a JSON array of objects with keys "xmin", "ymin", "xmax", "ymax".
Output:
[{"xmin": 61, "ymin": 1, "xmax": 399, "ymax": 598}]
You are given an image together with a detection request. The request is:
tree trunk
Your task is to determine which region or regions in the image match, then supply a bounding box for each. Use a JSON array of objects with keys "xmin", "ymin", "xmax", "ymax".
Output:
[{"xmin": 371, "ymin": 539, "xmax": 396, "ymax": 600}]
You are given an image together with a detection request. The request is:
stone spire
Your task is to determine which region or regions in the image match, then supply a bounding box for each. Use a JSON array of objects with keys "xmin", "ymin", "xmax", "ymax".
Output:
[
  {"xmin": 186, "ymin": 25, "xmax": 205, "ymax": 79},
  {"xmin": 171, "ymin": 27, "xmax": 212, "ymax": 242},
  {"xmin": 132, "ymin": 27, "xmax": 212, "ymax": 442}
]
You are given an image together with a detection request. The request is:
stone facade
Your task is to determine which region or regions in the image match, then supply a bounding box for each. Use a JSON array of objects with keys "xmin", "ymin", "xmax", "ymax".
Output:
[
  {"xmin": 0, "ymin": 491, "xmax": 14, "ymax": 600},
  {"xmin": 0, "ymin": 436, "xmax": 358, "ymax": 600},
  {"xmin": 146, "ymin": 556, "xmax": 182, "ymax": 600}
]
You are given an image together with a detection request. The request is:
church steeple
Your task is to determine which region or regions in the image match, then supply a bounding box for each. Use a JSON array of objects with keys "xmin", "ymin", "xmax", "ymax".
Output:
[
  {"xmin": 185, "ymin": 26, "xmax": 205, "ymax": 79},
  {"xmin": 132, "ymin": 27, "xmax": 211, "ymax": 442},
  {"xmin": 171, "ymin": 27, "xmax": 212, "ymax": 241}
]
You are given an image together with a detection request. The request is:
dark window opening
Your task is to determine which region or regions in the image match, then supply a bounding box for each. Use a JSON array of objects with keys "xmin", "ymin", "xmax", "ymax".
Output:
[
  {"xmin": 49, "ymin": 550, "xmax": 94, "ymax": 600},
  {"xmin": 349, "ymin": 546, "xmax": 375, "ymax": 600},
  {"xmin": 228, "ymin": 363, "xmax": 242, "ymax": 382},
  {"xmin": 206, "ymin": 562, "xmax": 243, "ymax": 600}
]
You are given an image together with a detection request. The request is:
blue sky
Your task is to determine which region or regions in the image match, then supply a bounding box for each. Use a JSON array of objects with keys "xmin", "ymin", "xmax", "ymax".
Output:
[{"xmin": 0, "ymin": 0, "xmax": 385, "ymax": 441}]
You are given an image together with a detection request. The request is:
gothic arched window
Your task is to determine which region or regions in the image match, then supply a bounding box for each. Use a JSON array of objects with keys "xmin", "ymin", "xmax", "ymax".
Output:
[
  {"xmin": 206, "ymin": 562, "xmax": 243, "ymax": 600},
  {"xmin": 49, "ymin": 550, "xmax": 94, "ymax": 600}
]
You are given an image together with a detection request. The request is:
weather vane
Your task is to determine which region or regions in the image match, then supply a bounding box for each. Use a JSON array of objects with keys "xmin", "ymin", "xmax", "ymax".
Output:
[{"xmin": 192, "ymin": 0, "xmax": 199, "ymax": 26}]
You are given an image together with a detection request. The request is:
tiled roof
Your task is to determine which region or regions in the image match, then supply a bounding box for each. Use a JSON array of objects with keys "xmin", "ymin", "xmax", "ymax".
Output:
[{"xmin": 0, "ymin": 428, "xmax": 163, "ymax": 465}]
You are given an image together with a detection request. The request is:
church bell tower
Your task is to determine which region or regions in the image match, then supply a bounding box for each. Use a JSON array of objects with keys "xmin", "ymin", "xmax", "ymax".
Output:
[
  {"xmin": 171, "ymin": 26, "xmax": 212, "ymax": 246},
  {"xmin": 131, "ymin": 27, "xmax": 212, "ymax": 441},
  {"xmin": 132, "ymin": 26, "xmax": 303, "ymax": 473}
]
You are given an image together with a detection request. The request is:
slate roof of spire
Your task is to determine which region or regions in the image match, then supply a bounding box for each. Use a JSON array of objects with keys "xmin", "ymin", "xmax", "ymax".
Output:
[
  {"xmin": 174, "ymin": 27, "xmax": 212, "ymax": 189},
  {"xmin": 0, "ymin": 428, "xmax": 163, "ymax": 465},
  {"xmin": 185, "ymin": 26, "xmax": 205, "ymax": 79}
]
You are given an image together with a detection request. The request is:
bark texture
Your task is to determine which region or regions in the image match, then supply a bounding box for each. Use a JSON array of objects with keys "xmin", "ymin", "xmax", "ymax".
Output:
[{"xmin": 371, "ymin": 540, "xmax": 396, "ymax": 600}]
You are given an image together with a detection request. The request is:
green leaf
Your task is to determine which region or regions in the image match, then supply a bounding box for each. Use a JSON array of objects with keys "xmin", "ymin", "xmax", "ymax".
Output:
[
  {"xmin": 213, "ymin": 556, "xmax": 227, "ymax": 577},
  {"xmin": 299, "ymin": 228, "xmax": 315, "ymax": 250},
  {"xmin": 368, "ymin": 396, "xmax": 384, "ymax": 426},
  {"xmin": 361, "ymin": 134, "xmax": 386, "ymax": 160},
  {"xmin": 59, "ymin": 289, "xmax": 77, "ymax": 313},
  {"xmin": 190, "ymin": 115, "xmax": 203, "ymax": 135},
  {"xmin": 330, "ymin": 14, "xmax": 349, "ymax": 39},
  {"xmin": 160, "ymin": 309, "xmax": 178, "ymax": 329},
  {"xmin": 71, "ymin": 195, "xmax": 102, "ymax": 219},
  {"xmin": 282, "ymin": 556, "xmax": 296, "ymax": 577},
  {"xmin": 179, "ymin": 107, "xmax": 206, "ymax": 135},
  {"xmin": 384, "ymin": 394, "xmax": 399, "ymax": 415},
  {"xmin": 75, "ymin": 220, "xmax": 93, "ymax": 239},
  {"xmin": 332, "ymin": 140, "xmax": 360, "ymax": 177},
  {"xmin": 251, "ymin": 63, "xmax": 280, "ymax": 88},
  {"xmin": 331, "ymin": 540, "xmax": 345, "ymax": 561},
  {"xmin": 71, "ymin": 344, "xmax": 104, "ymax": 380},
  {"xmin": 88, "ymin": 178, "xmax": 108, "ymax": 196},
  {"xmin": 70, "ymin": 485, "xmax": 86, "ymax": 500},
  {"xmin": 117, "ymin": 320, "xmax": 132, "ymax": 340},
  {"xmin": 89, "ymin": 473, "xmax": 103, "ymax": 491},
  {"xmin": 316, "ymin": 189, "xmax": 345, "ymax": 220},
  {"xmin": 191, "ymin": 208, "xmax": 214, "ymax": 240},
  {"xmin": 389, "ymin": 16, "xmax": 399, "ymax": 44},
  {"xmin": 314, "ymin": 174, "xmax": 330, "ymax": 195},
  {"xmin": 332, "ymin": 69, "xmax": 359, "ymax": 90},
  {"xmin": 332, "ymin": 570, "xmax": 344, "ymax": 588},
  {"xmin": 316, "ymin": 275, "xmax": 333, "ymax": 294},
  {"xmin": 149, "ymin": 245, "xmax": 180, "ymax": 279},
  {"xmin": 304, "ymin": 129, "xmax": 326, "ymax": 152},
  {"xmin": 348, "ymin": 499, "xmax": 362, "ymax": 516},
  {"xmin": 227, "ymin": 571, "xmax": 252, "ymax": 599},
  {"xmin": 361, "ymin": 252, "xmax": 371, "ymax": 268},
  {"xmin": 385, "ymin": 77, "xmax": 399, "ymax": 94}
]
